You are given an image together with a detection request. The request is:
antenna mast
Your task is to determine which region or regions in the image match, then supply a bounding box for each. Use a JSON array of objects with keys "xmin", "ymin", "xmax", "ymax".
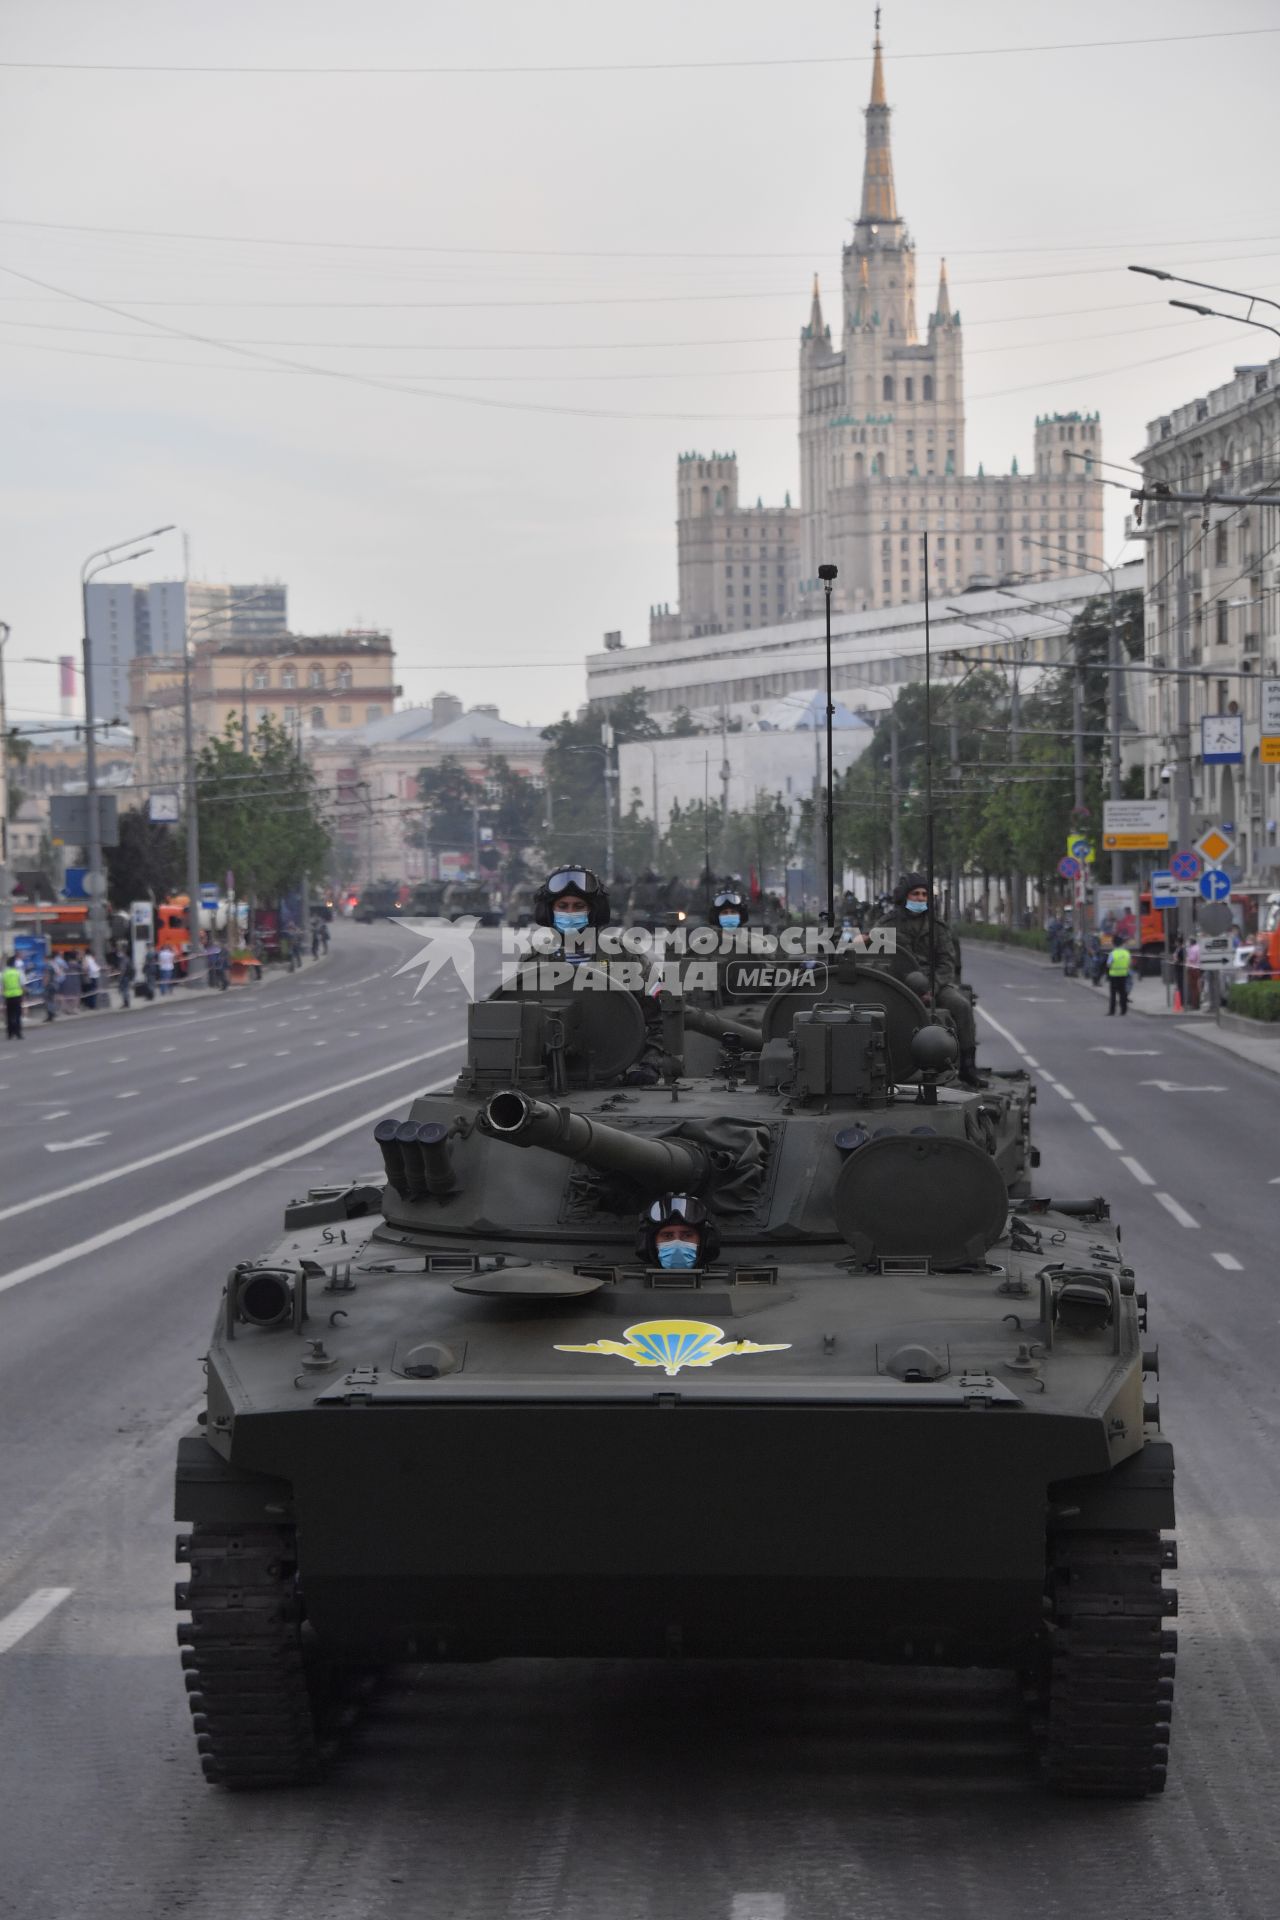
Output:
[
  {"xmin": 818, "ymin": 563, "xmax": 838, "ymax": 924},
  {"xmin": 922, "ymin": 532, "xmax": 938, "ymax": 1006}
]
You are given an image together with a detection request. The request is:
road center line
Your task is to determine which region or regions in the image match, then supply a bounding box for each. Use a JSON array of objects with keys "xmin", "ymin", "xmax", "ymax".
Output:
[
  {"xmin": 974, "ymin": 1005, "xmax": 1029, "ymax": 1058},
  {"xmin": 1072, "ymin": 1101, "xmax": 1097, "ymax": 1123},
  {"xmin": 0, "ymin": 1587, "xmax": 73, "ymax": 1654},
  {"xmin": 1213, "ymin": 1252, "xmax": 1243, "ymax": 1270},
  {"xmin": 1092, "ymin": 1125, "xmax": 1123, "ymax": 1151},
  {"xmin": 1055, "ymin": 1084, "xmax": 1077, "ymax": 1101},
  {"xmin": 0, "ymin": 1070, "xmax": 460, "ymax": 1297},
  {"xmin": 1121, "ymin": 1156, "xmax": 1156, "ymax": 1186},
  {"xmin": 1155, "ymin": 1191, "xmax": 1200, "ymax": 1230},
  {"xmin": 731, "ymin": 1899, "xmax": 787, "ymax": 1920},
  {"xmin": 0, "ymin": 1041, "xmax": 464, "ymax": 1229}
]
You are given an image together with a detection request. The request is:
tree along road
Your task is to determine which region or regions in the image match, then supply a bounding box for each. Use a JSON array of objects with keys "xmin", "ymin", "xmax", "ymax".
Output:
[{"xmin": 0, "ymin": 935, "xmax": 1274, "ymax": 1919}]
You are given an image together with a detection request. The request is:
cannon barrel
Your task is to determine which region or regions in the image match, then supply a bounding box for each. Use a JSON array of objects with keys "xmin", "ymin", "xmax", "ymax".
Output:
[
  {"xmin": 681, "ymin": 1005, "xmax": 765, "ymax": 1052},
  {"xmin": 483, "ymin": 1089, "xmax": 709, "ymax": 1192}
]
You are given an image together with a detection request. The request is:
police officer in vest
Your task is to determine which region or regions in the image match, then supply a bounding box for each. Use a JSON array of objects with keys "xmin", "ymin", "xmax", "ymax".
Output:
[
  {"xmin": 3, "ymin": 954, "xmax": 25, "ymax": 1040},
  {"xmin": 1106, "ymin": 935, "xmax": 1132, "ymax": 1016}
]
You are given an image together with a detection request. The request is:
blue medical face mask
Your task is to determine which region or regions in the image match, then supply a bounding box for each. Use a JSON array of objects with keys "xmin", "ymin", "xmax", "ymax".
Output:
[
  {"xmin": 905, "ymin": 898, "xmax": 928, "ymax": 915},
  {"xmin": 657, "ymin": 1239, "xmax": 699, "ymax": 1270},
  {"xmin": 554, "ymin": 911, "xmax": 590, "ymax": 933},
  {"xmin": 718, "ymin": 913, "xmax": 741, "ymax": 929}
]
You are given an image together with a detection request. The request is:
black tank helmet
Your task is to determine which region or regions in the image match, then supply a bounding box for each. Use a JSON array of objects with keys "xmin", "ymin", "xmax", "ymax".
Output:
[
  {"xmin": 892, "ymin": 870, "xmax": 930, "ymax": 907},
  {"xmin": 634, "ymin": 1192, "xmax": 721, "ymax": 1265},
  {"xmin": 712, "ymin": 886, "xmax": 748, "ymax": 928},
  {"xmin": 532, "ymin": 864, "xmax": 611, "ymax": 930}
]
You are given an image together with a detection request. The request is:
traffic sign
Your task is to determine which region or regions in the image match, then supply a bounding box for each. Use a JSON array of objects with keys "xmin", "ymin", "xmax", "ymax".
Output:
[
  {"xmin": 1199, "ymin": 869, "xmax": 1231, "ymax": 903},
  {"xmin": 1194, "ymin": 826, "xmax": 1234, "ymax": 867},
  {"xmin": 1067, "ymin": 835, "xmax": 1094, "ymax": 865},
  {"xmin": 1196, "ymin": 932, "xmax": 1234, "ymax": 970},
  {"xmin": 1198, "ymin": 901, "xmax": 1234, "ymax": 935},
  {"xmin": 1102, "ymin": 799, "xmax": 1169, "ymax": 851},
  {"xmin": 1058, "ymin": 855, "xmax": 1081, "ymax": 880},
  {"xmin": 1151, "ymin": 870, "xmax": 1180, "ymax": 908},
  {"xmin": 1170, "ymin": 850, "xmax": 1200, "ymax": 881}
]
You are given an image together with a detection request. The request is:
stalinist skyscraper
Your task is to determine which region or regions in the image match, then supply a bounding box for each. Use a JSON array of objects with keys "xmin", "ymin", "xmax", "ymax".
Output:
[{"xmin": 650, "ymin": 26, "xmax": 1103, "ymax": 643}]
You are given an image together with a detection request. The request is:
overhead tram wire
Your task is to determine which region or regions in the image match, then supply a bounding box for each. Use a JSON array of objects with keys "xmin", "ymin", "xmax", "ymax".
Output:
[{"xmin": 2, "ymin": 24, "xmax": 1274, "ymax": 73}]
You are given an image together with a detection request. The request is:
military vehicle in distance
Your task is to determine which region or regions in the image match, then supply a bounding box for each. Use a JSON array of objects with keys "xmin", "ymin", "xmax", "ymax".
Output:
[{"xmin": 175, "ymin": 966, "xmax": 1174, "ymax": 1797}]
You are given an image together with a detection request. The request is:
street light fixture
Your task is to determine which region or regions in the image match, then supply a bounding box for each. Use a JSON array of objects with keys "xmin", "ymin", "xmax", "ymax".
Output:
[
  {"xmin": 81, "ymin": 525, "xmax": 175, "ymax": 961},
  {"xmin": 1167, "ymin": 298, "xmax": 1280, "ymax": 347}
]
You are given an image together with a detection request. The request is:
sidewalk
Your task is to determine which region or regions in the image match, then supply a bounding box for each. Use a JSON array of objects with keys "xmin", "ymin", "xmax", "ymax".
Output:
[{"xmin": 18, "ymin": 950, "xmax": 329, "ymax": 1031}]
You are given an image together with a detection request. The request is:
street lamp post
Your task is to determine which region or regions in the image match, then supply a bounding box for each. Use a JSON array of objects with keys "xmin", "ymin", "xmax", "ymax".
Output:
[{"xmin": 81, "ymin": 529, "xmax": 174, "ymax": 962}]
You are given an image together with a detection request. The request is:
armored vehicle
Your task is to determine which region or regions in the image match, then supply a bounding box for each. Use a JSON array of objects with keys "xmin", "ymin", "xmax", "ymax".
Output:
[
  {"xmin": 442, "ymin": 880, "xmax": 502, "ymax": 926},
  {"xmin": 407, "ymin": 880, "xmax": 448, "ymax": 917},
  {"xmin": 175, "ymin": 969, "xmax": 1174, "ymax": 1797}
]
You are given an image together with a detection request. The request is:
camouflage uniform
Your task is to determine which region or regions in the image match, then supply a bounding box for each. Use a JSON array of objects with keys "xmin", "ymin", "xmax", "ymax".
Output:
[{"xmin": 873, "ymin": 904, "xmax": 977, "ymax": 1058}]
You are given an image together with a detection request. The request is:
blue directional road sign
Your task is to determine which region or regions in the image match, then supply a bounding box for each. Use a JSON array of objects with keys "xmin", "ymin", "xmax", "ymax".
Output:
[
  {"xmin": 1170, "ymin": 850, "xmax": 1200, "ymax": 881},
  {"xmin": 1199, "ymin": 868, "xmax": 1231, "ymax": 902}
]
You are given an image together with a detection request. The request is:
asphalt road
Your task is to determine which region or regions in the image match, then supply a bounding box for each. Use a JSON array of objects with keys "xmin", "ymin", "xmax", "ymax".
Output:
[{"xmin": 0, "ymin": 928, "xmax": 1276, "ymax": 1920}]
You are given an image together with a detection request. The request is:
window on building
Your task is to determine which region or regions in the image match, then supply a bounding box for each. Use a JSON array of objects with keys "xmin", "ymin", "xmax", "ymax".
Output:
[
  {"xmin": 900, "ymin": 537, "xmax": 909, "ymax": 551},
  {"xmin": 335, "ymin": 663, "xmax": 352, "ymax": 690},
  {"xmin": 255, "ymin": 706, "xmax": 269, "ymax": 725},
  {"xmin": 338, "ymin": 705, "xmax": 352, "ymax": 723},
  {"xmin": 311, "ymin": 707, "xmax": 324, "ymax": 727},
  {"xmin": 280, "ymin": 664, "xmax": 297, "ymax": 689},
  {"xmin": 251, "ymin": 663, "xmax": 270, "ymax": 690},
  {"xmin": 366, "ymin": 705, "xmax": 383, "ymax": 722},
  {"xmin": 905, "ymin": 378, "xmax": 914, "ymax": 402},
  {"xmin": 1214, "ymin": 522, "xmax": 1228, "ymax": 566},
  {"xmin": 923, "ymin": 376, "xmax": 934, "ymax": 401},
  {"xmin": 308, "ymin": 665, "xmax": 325, "ymax": 689},
  {"xmin": 1216, "ymin": 602, "xmax": 1228, "ymax": 646},
  {"xmin": 975, "ymin": 538, "xmax": 984, "ymax": 551},
  {"xmin": 725, "ymin": 564, "xmax": 734, "ymax": 576},
  {"xmin": 883, "ymin": 377, "xmax": 894, "ymax": 402},
  {"xmin": 283, "ymin": 705, "xmax": 297, "ymax": 726}
]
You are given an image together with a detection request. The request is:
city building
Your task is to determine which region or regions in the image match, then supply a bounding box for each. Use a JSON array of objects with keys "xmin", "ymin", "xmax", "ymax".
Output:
[
  {"xmin": 128, "ymin": 630, "xmax": 396, "ymax": 789},
  {"xmin": 616, "ymin": 691, "xmax": 873, "ymax": 844},
  {"xmin": 647, "ymin": 28, "xmax": 1104, "ymax": 643},
  {"xmin": 85, "ymin": 579, "xmax": 287, "ymax": 731},
  {"xmin": 312, "ymin": 691, "xmax": 549, "ymax": 886},
  {"xmin": 1134, "ymin": 356, "xmax": 1280, "ymax": 883},
  {"xmin": 592, "ymin": 565, "xmax": 1141, "ymax": 728}
]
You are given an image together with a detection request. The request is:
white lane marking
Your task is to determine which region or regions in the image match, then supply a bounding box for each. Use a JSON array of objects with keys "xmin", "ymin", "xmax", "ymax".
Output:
[
  {"xmin": 1019, "ymin": 995, "xmax": 1063, "ymax": 1003},
  {"xmin": 1090, "ymin": 1046, "xmax": 1161, "ymax": 1056},
  {"xmin": 179, "ymin": 1075, "xmax": 198, "ymax": 1084},
  {"xmin": 0, "ymin": 1587, "xmax": 73, "ymax": 1654},
  {"xmin": 274, "ymin": 1049, "xmax": 290, "ymax": 1056},
  {"xmin": 109, "ymin": 1056, "xmax": 127, "ymax": 1064},
  {"xmin": 44, "ymin": 1133, "xmax": 110, "ymax": 1153},
  {"xmin": 1121, "ymin": 1156, "xmax": 1156, "ymax": 1186},
  {"xmin": 1213, "ymin": 1252, "xmax": 1243, "ymax": 1271},
  {"xmin": 1155, "ymin": 1192, "xmax": 1200, "ymax": 1230},
  {"xmin": 52, "ymin": 1069, "xmax": 71, "ymax": 1077},
  {"xmin": 0, "ymin": 1041, "xmax": 465, "ymax": 1230},
  {"xmin": 1022, "ymin": 1055, "xmax": 1039, "ymax": 1067},
  {"xmin": 731, "ymin": 1900, "xmax": 787, "ymax": 1920},
  {"xmin": 161, "ymin": 1046, "xmax": 175, "ymax": 1053},
  {"xmin": 1139, "ymin": 1079, "xmax": 1227, "ymax": 1093},
  {"xmin": 313, "ymin": 1040, "xmax": 328, "ymax": 1047},
  {"xmin": 1093, "ymin": 1126, "xmax": 1123, "ymax": 1151},
  {"xmin": 116, "ymin": 1090, "xmax": 139, "ymax": 1100},
  {"xmin": 974, "ymin": 1005, "xmax": 1029, "ymax": 1058},
  {"xmin": 44, "ymin": 1110, "xmax": 70, "ymax": 1121},
  {"xmin": 0, "ymin": 1069, "xmax": 461, "ymax": 1296},
  {"xmin": 1055, "ymin": 1084, "xmax": 1076, "ymax": 1100},
  {"xmin": 1071, "ymin": 1102, "xmax": 1097, "ymax": 1123},
  {"xmin": 228, "ymin": 1062, "xmax": 246, "ymax": 1071}
]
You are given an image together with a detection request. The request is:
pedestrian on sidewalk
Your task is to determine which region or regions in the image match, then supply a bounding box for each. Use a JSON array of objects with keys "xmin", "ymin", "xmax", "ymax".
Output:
[
  {"xmin": 311, "ymin": 923, "xmax": 321, "ymax": 960},
  {"xmin": 1106, "ymin": 937, "xmax": 1132, "ymax": 1017},
  {"xmin": 108, "ymin": 939, "xmax": 132, "ymax": 1008},
  {"xmin": 1186, "ymin": 935, "xmax": 1201, "ymax": 1012},
  {"xmin": 3, "ymin": 955, "xmax": 25, "ymax": 1039},
  {"xmin": 61, "ymin": 953, "xmax": 82, "ymax": 1014},
  {"xmin": 81, "ymin": 949, "xmax": 101, "ymax": 1012},
  {"xmin": 319, "ymin": 919, "xmax": 330, "ymax": 954},
  {"xmin": 158, "ymin": 945, "xmax": 175, "ymax": 997},
  {"xmin": 43, "ymin": 954, "xmax": 60, "ymax": 1022}
]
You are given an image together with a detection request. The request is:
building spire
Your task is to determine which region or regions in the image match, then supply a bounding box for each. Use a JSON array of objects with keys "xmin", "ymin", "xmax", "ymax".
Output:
[
  {"xmin": 808, "ymin": 273, "xmax": 825, "ymax": 336},
  {"xmin": 859, "ymin": 14, "xmax": 898, "ymax": 224},
  {"xmin": 935, "ymin": 257, "xmax": 951, "ymax": 320}
]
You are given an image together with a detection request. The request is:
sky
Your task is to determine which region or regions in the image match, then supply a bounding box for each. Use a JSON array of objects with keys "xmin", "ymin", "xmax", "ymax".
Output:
[{"xmin": 2, "ymin": 0, "xmax": 1278, "ymax": 735}]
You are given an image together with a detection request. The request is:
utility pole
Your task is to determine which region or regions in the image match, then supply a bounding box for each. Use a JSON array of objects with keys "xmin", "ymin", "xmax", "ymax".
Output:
[
  {"xmin": 182, "ymin": 634, "xmax": 205, "ymax": 987},
  {"xmin": 601, "ymin": 722, "xmax": 615, "ymax": 882},
  {"xmin": 1174, "ymin": 522, "xmax": 1194, "ymax": 943},
  {"xmin": 1009, "ymin": 651, "xmax": 1022, "ymax": 927},
  {"xmin": 650, "ymin": 750, "xmax": 661, "ymax": 866},
  {"xmin": 1107, "ymin": 572, "xmax": 1124, "ymax": 885},
  {"xmin": 947, "ymin": 713, "xmax": 960, "ymax": 919}
]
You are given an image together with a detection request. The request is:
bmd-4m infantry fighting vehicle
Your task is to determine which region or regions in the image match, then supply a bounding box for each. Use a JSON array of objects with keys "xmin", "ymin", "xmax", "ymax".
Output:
[{"xmin": 175, "ymin": 964, "xmax": 1175, "ymax": 1797}]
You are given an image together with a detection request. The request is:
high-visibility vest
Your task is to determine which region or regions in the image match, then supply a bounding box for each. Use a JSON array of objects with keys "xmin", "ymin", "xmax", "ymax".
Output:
[
  {"xmin": 2, "ymin": 965, "xmax": 23, "ymax": 999},
  {"xmin": 1107, "ymin": 946, "xmax": 1132, "ymax": 978}
]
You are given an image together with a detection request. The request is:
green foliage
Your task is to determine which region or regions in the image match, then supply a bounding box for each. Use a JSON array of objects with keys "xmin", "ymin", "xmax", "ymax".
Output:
[
  {"xmin": 105, "ymin": 806, "xmax": 182, "ymax": 907},
  {"xmin": 415, "ymin": 756, "xmax": 477, "ymax": 846},
  {"xmin": 1226, "ymin": 980, "xmax": 1280, "ymax": 1022},
  {"xmin": 542, "ymin": 688, "xmax": 659, "ymax": 875},
  {"xmin": 195, "ymin": 715, "xmax": 329, "ymax": 904},
  {"xmin": 414, "ymin": 753, "xmax": 543, "ymax": 863}
]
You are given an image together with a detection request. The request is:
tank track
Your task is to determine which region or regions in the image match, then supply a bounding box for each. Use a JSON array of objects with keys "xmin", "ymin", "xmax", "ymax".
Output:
[
  {"xmin": 1035, "ymin": 1528, "xmax": 1177, "ymax": 1798},
  {"xmin": 175, "ymin": 1523, "xmax": 330, "ymax": 1788}
]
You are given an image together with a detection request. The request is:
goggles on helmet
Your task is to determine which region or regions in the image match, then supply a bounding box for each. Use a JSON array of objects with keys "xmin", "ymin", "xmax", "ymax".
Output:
[
  {"xmin": 645, "ymin": 1193, "xmax": 709, "ymax": 1227},
  {"xmin": 544, "ymin": 868, "xmax": 602, "ymax": 897},
  {"xmin": 713, "ymin": 891, "xmax": 743, "ymax": 910}
]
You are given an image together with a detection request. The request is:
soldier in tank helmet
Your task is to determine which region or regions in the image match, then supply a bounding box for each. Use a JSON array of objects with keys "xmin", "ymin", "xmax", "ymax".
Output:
[
  {"xmin": 532, "ymin": 862, "xmax": 663, "ymax": 1083},
  {"xmin": 711, "ymin": 887, "xmax": 747, "ymax": 931},
  {"xmin": 875, "ymin": 871, "xmax": 985, "ymax": 1088},
  {"xmin": 637, "ymin": 1193, "xmax": 720, "ymax": 1271}
]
